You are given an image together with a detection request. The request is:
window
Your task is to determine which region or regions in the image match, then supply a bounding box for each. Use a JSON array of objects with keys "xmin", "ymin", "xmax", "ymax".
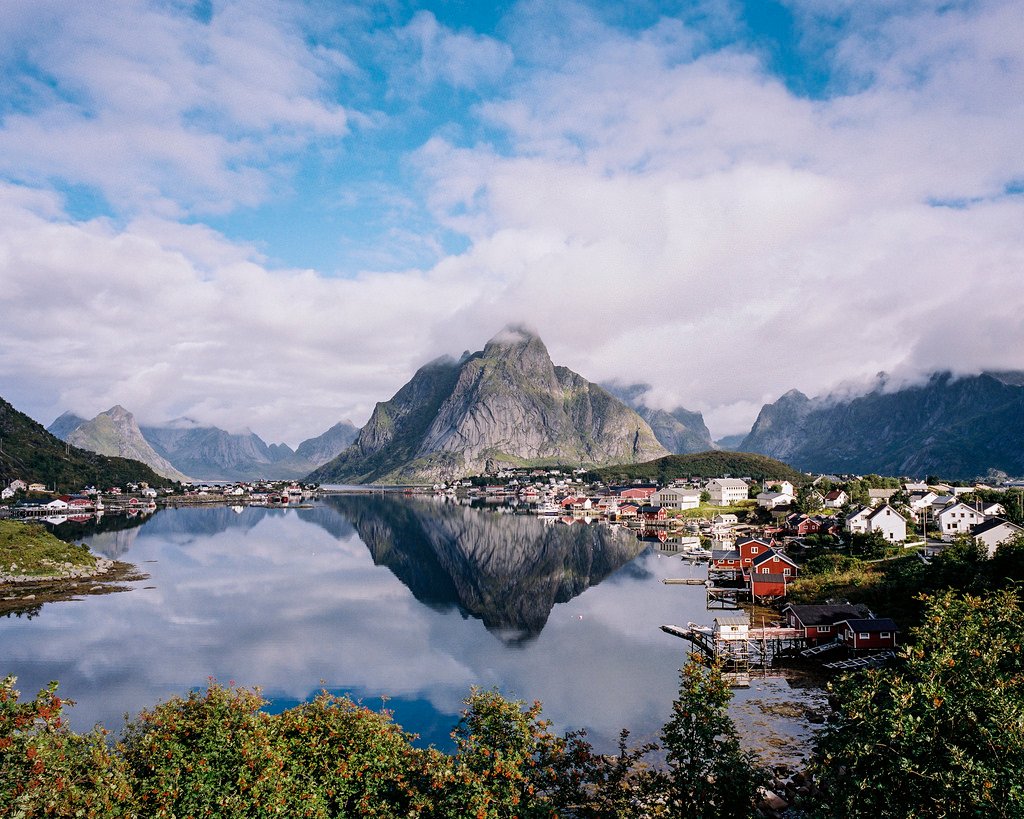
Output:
[
  {"xmin": 783, "ymin": 568, "xmax": 791, "ymax": 576},
  {"xmin": 819, "ymin": 625, "xmax": 830, "ymax": 632},
  {"xmin": 880, "ymin": 632, "xmax": 891, "ymax": 639},
  {"xmin": 859, "ymin": 632, "xmax": 870, "ymax": 639},
  {"xmin": 761, "ymin": 567, "xmax": 770, "ymax": 574},
  {"xmin": 750, "ymin": 547, "xmax": 759, "ymax": 554}
]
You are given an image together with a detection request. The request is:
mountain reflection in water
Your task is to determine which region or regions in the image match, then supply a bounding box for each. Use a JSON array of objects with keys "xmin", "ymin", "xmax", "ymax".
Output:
[{"xmin": 327, "ymin": 494, "xmax": 646, "ymax": 642}]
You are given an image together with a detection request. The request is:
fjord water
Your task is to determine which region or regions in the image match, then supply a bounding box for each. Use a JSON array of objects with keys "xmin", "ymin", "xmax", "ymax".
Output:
[{"xmin": 0, "ymin": 496, "xmax": 816, "ymax": 757}]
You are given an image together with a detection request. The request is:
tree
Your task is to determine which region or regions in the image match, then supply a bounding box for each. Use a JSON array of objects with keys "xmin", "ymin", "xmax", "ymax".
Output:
[
  {"xmin": 652, "ymin": 660, "xmax": 762, "ymax": 818},
  {"xmin": 811, "ymin": 590, "xmax": 1024, "ymax": 818},
  {"xmin": 0, "ymin": 676, "xmax": 134, "ymax": 816}
]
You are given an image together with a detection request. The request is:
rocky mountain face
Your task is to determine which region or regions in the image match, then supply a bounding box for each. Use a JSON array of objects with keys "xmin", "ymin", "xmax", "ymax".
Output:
[
  {"xmin": 328, "ymin": 493, "xmax": 644, "ymax": 641},
  {"xmin": 294, "ymin": 420, "xmax": 359, "ymax": 466},
  {"xmin": 47, "ymin": 411, "xmax": 87, "ymax": 442},
  {"xmin": 309, "ymin": 326, "xmax": 668, "ymax": 484},
  {"xmin": 740, "ymin": 372, "xmax": 1024, "ymax": 478},
  {"xmin": 141, "ymin": 420, "xmax": 314, "ymax": 482},
  {"xmin": 65, "ymin": 406, "xmax": 191, "ymax": 482},
  {"xmin": 603, "ymin": 382, "xmax": 715, "ymax": 454}
]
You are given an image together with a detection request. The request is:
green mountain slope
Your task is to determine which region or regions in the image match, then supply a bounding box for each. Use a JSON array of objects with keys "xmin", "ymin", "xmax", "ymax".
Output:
[
  {"xmin": 585, "ymin": 451, "xmax": 805, "ymax": 484},
  {"xmin": 0, "ymin": 397, "xmax": 172, "ymax": 492}
]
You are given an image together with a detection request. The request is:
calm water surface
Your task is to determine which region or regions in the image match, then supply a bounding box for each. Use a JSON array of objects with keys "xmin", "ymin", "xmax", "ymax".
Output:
[{"xmin": 0, "ymin": 496, "xmax": 822, "ymax": 762}]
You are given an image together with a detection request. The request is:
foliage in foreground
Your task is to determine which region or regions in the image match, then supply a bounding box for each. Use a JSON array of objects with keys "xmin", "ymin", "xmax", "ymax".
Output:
[
  {"xmin": 811, "ymin": 588, "xmax": 1024, "ymax": 818},
  {"xmin": 0, "ymin": 660, "xmax": 764, "ymax": 819}
]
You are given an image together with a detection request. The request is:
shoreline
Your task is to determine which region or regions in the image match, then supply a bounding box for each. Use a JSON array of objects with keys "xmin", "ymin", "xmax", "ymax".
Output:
[{"xmin": 0, "ymin": 560, "xmax": 149, "ymax": 616}]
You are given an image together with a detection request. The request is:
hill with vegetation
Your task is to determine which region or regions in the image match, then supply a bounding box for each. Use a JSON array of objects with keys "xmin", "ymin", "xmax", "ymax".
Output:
[
  {"xmin": 0, "ymin": 396, "xmax": 172, "ymax": 492},
  {"xmin": 585, "ymin": 450, "xmax": 805, "ymax": 484}
]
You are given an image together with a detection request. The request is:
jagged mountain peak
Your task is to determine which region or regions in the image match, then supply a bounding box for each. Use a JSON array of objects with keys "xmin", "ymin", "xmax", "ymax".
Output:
[{"xmin": 309, "ymin": 328, "xmax": 668, "ymax": 484}]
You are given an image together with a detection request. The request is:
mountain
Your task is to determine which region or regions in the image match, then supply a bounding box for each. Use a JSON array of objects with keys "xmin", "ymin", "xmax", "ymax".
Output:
[
  {"xmin": 140, "ymin": 420, "xmax": 315, "ymax": 482},
  {"xmin": 740, "ymin": 371, "xmax": 1024, "ymax": 478},
  {"xmin": 309, "ymin": 326, "xmax": 669, "ymax": 484},
  {"xmin": 294, "ymin": 420, "xmax": 359, "ymax": 467},
  {"xmin": 64, "ymin": 406, "xmax": 191, "ymax": 482},
  {"xmin": 327, "ymin": 493, "xmax": 645, "ymax": 641},
  {"xmin": 715, "ymin": 434, "xmax": 746, "ymax": 451},
  {"xmin": 47, "ymin": 411, "xmax": 87, "ymax": 442},
  {"xmin": 586, "ymin": 451, "xmax": 805, "ymax": 485},
  {"xmin": 602, "ymin": 382, "xmax": 715, "ymax": 454},
  {"xmin": 0, "ymin": 395, "xmax": 171, "ymax": 491}
]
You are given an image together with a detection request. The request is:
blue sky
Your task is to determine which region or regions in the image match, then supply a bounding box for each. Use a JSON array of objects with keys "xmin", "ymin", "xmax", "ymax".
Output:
[{"xmin": 1, "ymin": 0, "xmax": 1022, "ymax": 443}]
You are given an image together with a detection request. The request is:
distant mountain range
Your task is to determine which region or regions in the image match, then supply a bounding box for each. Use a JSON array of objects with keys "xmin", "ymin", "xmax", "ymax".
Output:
[
  {"xmin": 28, "ymin": 341, "xmax": 1024, "ymax": 485},
  {"xmin": 602, "ymin": 382, "xmax": 715, "ymax": 454},
  {"xmin": 308, "ymin": 326, "xmax": 668, "ymax": 484},
  {"xmin": 0, "ymin": 396, "xmax": 170, "ymax": 491},
  {"xmin": 48, "ymin": 411, "xmax": 358, "ymax": 482},
  {"xmin": 739, "ymin": 371, "xmax": 1024, "ymax": 479}
]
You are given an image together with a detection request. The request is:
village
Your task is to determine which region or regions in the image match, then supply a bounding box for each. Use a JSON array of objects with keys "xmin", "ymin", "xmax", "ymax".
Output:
[{"xmin": 440, "ymin": 466, "xmax": 1024, "ymax": 678}]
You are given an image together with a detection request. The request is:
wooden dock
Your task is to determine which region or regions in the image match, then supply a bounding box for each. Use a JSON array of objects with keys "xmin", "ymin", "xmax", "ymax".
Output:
[{"xmin": 662, "ymin": 578, "xmax": 707, "ymax": 585}]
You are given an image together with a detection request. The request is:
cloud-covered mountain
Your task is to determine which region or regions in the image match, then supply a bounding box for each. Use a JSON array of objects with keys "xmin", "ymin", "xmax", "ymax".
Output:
[
  {"xmin": 294, "ymin": 421, "xmax": 359, "ymax": 467},
  {"xmin": 309, "ymin": 326, "xmax": 668, "ymax": 484},
  {"xmin": 63, "ymin": 406, "xmax": 190, "ymax": 482},
  {"xmin": 3, "ymin": 396, "xmax": 170, "ymax": 491},
  {"xmin": 739, "ymin": 372, "xmax": 1024, "ymax": 478},
  {"xmin": 51, "ymin": 411, "xmax": 357, "ymax": 482},
  {"xmin": 602, "ymin": 383, "xmax": 715, "ymax": 454}
]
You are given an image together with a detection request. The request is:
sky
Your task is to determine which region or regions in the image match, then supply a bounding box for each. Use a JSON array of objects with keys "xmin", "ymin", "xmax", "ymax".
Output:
[{"xmin": 1, "ymin": 0, "xmax": 1022, "ymax": 445}]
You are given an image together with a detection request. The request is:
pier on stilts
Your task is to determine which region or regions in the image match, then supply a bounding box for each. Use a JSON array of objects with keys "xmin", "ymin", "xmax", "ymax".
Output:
[{"xmin": 660, "ymin": 614, "xmax": 804, "ymax": 686}]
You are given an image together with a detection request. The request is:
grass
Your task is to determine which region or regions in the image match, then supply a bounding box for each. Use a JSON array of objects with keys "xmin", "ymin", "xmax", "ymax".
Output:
[
  {"xmin": 667, "ymin": 501, "xmax": 756, "ymax": 520},
  {"xmin": 0, "ymin": 520, "xmax": 95, "ymax": 577}
]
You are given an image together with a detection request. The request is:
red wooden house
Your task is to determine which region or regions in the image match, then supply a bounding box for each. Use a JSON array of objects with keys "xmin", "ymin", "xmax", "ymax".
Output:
[
  {"xmin": 638, "ymin": 504, "xmax": 667, "ymax": 522},
  {"xmin": 619, "ymin": 487, "xmax": 656, "ymax": 501},
  {"xmin": 782, "ymin": 603, "xmax": 872, "ymax": 646},
  {"xmin": 834, "ymin": 618, "xmax": 899, "ymax": 651}
]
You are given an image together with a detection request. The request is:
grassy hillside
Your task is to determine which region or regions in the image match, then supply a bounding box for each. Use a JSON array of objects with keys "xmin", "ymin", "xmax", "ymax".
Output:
[
  {"xmin": 0, "ymin": 520, "xmax": 96, "ymax": 576},
  {"xmin": 585, "ymin": 450, "xmax": 806, "ymax": 484},
  {"xmin": 0, "ymin": 397, "xmax": 172, "ymax": 492}
]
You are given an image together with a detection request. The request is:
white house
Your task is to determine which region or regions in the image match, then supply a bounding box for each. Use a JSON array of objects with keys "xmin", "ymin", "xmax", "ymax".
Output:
[
  {"xmin": 867, "ymin": 488, "xmax": 898, "ymax": 507},
  {"xmin": 757, "ymin": 491, "xmax": 794, "ymax": 509},
  {"xmin": 712, "ymin": 513, "xmax": 738, "ymax": 527},
  {"xmin": 762, "ymin": 480, "xmax": 795, "ymax": 496},
  {"xmin": 1, "ymin": 487, "xmax": 14, "ymax": 500},
  {"xmin": 823, "ymin": 489, "xmax": 849, "ymax": 509},
  {"xmin": 705, "ymin": 478, "xmax": 748, "ymax": 506},
  {"xmin": 935, "ymin": 502, "xmax": 988, "ymax": 541},
  {"xmin": 972, "ymin": 518, "xmax": 1024, "ymax": 557},
  {"xmin": 845, "ymin": 507, "xmax": 873, "ymax": 534},
  {"xmin": 650, "ymin": 487, "xmax": 701, "ymax": 510},
  {"xmin": 866, "ymin": 504, "xmax": 907, "ymax": 542},
  {"xmin": 904, "ymin": 482, "xmax": 930, "ymax": 494},
  {"xmin": 908, "ymin": 492, "xmax": 938, "ymax": 513},
  {"xmin": 982, "ymin": 502, "xmax": 1007, "ymax": 517}
]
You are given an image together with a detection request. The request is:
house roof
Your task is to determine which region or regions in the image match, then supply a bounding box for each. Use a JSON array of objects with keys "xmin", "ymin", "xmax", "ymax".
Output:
[
  {"xmin": 783, "ymin": 603, "xmax": 871, "ymax": 627},
  {"xmin": 868, "ymin": 488, "xmax": 897, "ymax": 499},
  {"xmin": 714, "ymin": 615, "xmax": 749, "ymax": 626},
  {"xmin": 971, "ymin": 518, "xmax": 1023, "ymax": 537},
  {"xmin": 838, "ymin": 618, "xmax": 898, "ymax": 632},
  {"xmin": 711, "ymin": 549, "xmax": 740, "ymax": 561},
  {"xmin": 868, "ymin": 504, "xmax": 906, "ymax": 522},
  {"xmin": 845, "ymin": 506, "xmax": 871, "ymax": 522},
  {"xmin": 750, "ymin": 573, "xmax": 789, "ymax": 584},
  {"xmin": 707, "ymin": 478, "xmax": 748, "ymax": 489},
  {"xmin": 752, "ymin": 548, "xmax": 798, "ymax": 568},
  {"xmin": 824, "ymin": 490, "xmax": 845, "ymax": 501}
]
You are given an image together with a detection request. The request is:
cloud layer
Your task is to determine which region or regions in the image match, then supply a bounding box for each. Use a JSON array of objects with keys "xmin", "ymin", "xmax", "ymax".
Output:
[{"xmin": 1, "ymin": 0, "xmax": 1022, "ymax": 442}]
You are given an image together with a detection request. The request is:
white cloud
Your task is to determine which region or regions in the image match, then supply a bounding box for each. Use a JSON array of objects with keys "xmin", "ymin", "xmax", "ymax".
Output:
[
  {"xmin": 1, "ymin": 0, "xmax": 1023, "ymax": 442},
  {"xmin": 0, "ymin": 0, "xmax": 352, "ymax": 216}
]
